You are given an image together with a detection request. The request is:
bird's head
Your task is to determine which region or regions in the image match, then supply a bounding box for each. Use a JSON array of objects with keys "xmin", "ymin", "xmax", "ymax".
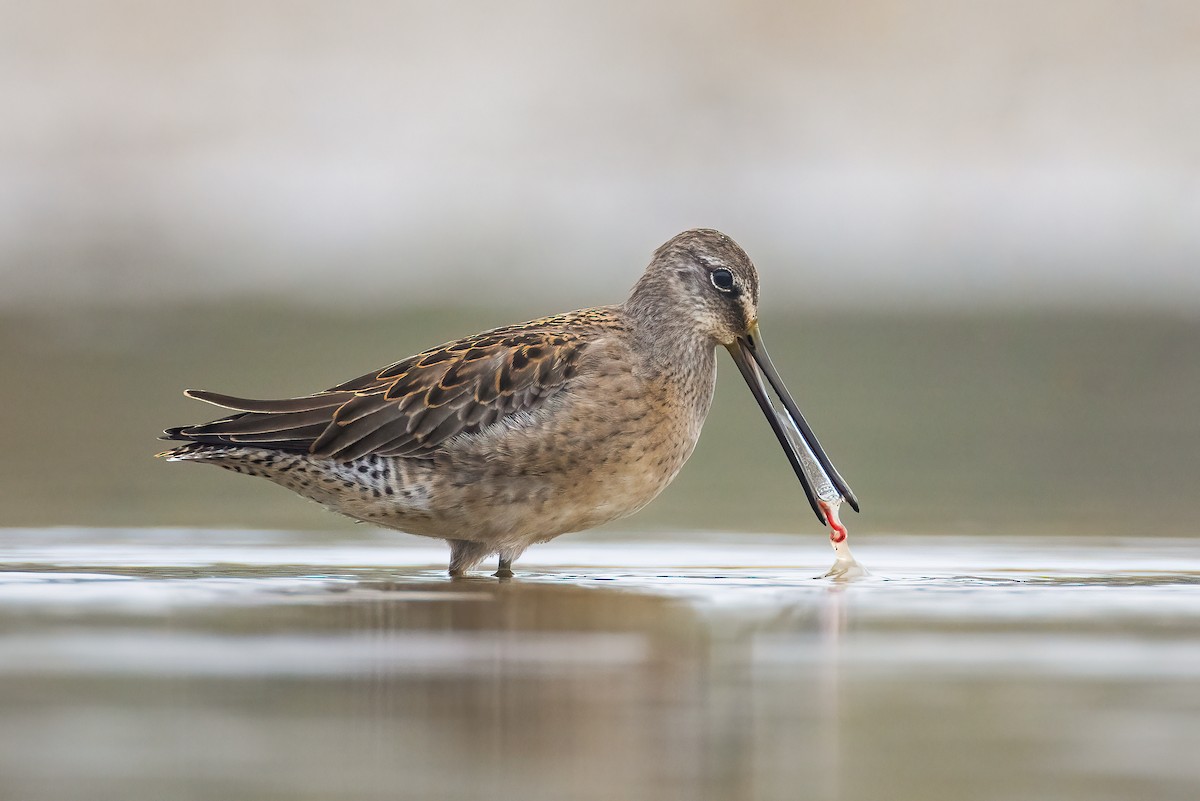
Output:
[{"xmin": 630, "ymin": 228, "xmax": 760, "ymax": 346}]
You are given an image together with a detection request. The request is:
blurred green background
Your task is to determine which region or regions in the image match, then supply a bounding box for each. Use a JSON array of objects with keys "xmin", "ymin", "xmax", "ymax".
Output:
[
  {"xmin": 3, "ymin": 305, "xmax": 1196, "ymax": 536},
  {"xmin": 2, "ymin": 0, "xmax": 1198, "ymax": 537}
]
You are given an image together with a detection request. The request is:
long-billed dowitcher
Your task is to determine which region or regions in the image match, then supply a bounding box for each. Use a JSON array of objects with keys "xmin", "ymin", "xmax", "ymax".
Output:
[{"xmin": 160, "ymin": 229, "xmax": 859, "ymax": 576}]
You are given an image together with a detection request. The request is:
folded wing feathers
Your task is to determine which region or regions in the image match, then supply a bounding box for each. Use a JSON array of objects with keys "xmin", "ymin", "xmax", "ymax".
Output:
[
  {"xmin": 184, "ymin": 406, "xmax": 336, "ymax": 436},
  {"xmin": 316, "ymin": 416, "xmax": 413, "ymax": 462},
  {"xmin": 222, "ymin": 424, "xmax": 331, "ymax": 445},
  {"xmin": 168, "ymin": 323, "xmax": 593, "ymax": 461},
  {"xmin": 331, "ymin": 393, "xmax": 393, "ymax": 425}
]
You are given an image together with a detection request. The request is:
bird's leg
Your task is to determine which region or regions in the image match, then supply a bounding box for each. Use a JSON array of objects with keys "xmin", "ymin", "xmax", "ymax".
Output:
[
  {"xmin": 447, "ymin": 539, "xmax": 491, "ymax": 577},
  {"xmin": 495, "ymin": 555, "xmax": 514, "ymax": 579}
]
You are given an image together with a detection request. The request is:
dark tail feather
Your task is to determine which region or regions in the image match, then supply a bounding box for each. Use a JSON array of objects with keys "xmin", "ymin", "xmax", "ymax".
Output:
[
  {"xmin": 183, "ymin": 407, "xmax": 334, "ymax": 436},
  {"xmin": 161, "ymin": 388, "xmax": 350, "ymax": 454},
  {"xmin": 184, "ymin": 389, "xmax": 349, "ymax": 413}
]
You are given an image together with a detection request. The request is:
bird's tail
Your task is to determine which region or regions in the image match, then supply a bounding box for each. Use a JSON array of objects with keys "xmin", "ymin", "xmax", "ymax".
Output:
[{"xmin": 155, "ymin": 441, "xmax": 239, "ymax": 461}]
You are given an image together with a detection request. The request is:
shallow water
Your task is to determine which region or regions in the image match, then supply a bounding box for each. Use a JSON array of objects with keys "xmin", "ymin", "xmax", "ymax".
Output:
[{"xmin": 1, "ymin": 529, "xmax": 1198, "ymax": 801}]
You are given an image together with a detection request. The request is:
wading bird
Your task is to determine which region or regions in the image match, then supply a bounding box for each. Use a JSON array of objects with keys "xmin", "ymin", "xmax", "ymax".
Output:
[{"xmin": 161, "ymin": 229, "xmax": 858, "ymax": 576}]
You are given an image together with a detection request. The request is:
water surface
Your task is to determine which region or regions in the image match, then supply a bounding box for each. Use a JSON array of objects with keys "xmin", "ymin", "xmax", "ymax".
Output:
[{"xmin": 1, "ymin": 529, "xmax": 1197, "ymax": 801}]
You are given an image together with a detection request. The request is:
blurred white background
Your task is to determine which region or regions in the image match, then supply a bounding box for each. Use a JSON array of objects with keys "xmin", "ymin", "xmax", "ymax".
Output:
[{"xmin": 3, "ymin": 0, "xmax": 1198, "ymax": 310}]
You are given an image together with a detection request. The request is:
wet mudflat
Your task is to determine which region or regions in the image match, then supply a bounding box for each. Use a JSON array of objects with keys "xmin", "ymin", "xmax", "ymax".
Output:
[{"xmin": 1, "ymin": 529, "xmax": 1198, "ymax": 801}]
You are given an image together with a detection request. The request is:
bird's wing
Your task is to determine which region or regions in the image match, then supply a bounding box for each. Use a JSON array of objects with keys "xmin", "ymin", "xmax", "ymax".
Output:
[{"xmin": 163, "ymin": 319, "xmax": 599, "ymax": 461}]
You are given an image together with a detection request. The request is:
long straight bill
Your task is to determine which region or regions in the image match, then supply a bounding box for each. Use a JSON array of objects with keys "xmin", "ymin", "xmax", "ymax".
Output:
[{"xmin": 726, "ymin": 325, "xmax": 860, "ymax": 525}]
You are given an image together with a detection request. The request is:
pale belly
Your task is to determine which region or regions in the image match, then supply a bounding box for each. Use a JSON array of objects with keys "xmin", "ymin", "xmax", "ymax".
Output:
[{"xmin": 259, "ymin": 435, "xmax": 692, "ymax": 551}]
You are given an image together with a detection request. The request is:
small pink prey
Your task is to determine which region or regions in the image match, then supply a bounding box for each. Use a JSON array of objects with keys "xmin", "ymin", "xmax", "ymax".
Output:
[
  {"xmin": 819, "ymin": 497, "xmax": 868, "ymax": 579},
  {"xmin": 819, "ymin": 499, "xmax": 848, "ymax": 544}
]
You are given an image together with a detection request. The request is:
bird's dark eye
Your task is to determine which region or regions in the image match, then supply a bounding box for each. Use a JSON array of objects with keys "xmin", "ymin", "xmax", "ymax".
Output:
[{"xmin": 710, "ymin": 268, "xmax": 735, "ymax": 293}]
